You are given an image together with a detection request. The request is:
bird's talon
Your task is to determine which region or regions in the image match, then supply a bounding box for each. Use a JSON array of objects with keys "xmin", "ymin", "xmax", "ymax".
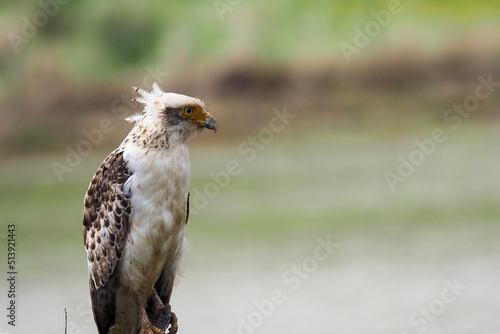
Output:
[
  {"xmin": 139, "ymin": 322, "xmax": 165, "ymax": 334},
  {"xmin": 153, "ymin": 304, "xmax": 170, "ymax": 324},
  {"xmin": 167, "ymin": 311, "xmax": 178, "ymax": 334}
]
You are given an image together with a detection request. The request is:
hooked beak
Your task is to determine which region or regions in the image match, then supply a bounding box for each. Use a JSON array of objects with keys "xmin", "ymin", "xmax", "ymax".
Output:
[{"xmin": 204, "ymin": 115, "xmax": 218, "ymax": 133}]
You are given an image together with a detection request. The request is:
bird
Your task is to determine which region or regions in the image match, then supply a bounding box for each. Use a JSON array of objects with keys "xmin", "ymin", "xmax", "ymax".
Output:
[{"xmin": 82, "ymin": 83, "xmax": 217, "ymax": 334}]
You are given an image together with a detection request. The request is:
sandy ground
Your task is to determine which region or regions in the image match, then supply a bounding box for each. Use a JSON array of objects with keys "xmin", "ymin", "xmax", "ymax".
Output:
[{"xmin": 4, "ymin": 225, "xmax": 499, "ymax": 334}]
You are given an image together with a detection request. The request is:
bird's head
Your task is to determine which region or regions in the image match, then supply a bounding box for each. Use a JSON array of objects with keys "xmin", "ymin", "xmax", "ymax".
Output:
[{"xmin": 127, "ymin": 83, "xmax": 217, "ymax": 147}]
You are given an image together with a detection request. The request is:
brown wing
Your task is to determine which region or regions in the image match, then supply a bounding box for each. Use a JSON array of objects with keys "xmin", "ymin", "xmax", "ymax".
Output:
[{"xmin": 83, "ymin": 149, "xmax": 132, "ymax": 334}]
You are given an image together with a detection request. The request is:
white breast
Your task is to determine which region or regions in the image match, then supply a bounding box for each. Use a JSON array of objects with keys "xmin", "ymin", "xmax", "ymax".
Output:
[{"xmin": 119, "ymin": 142, "xmax": 190, "ymax": 297}]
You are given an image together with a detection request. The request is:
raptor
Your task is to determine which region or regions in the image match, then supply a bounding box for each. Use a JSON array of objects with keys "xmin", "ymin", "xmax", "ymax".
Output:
[{"xmin": 82, "ymin": 83, "xmax": 217, "ymax": 334}]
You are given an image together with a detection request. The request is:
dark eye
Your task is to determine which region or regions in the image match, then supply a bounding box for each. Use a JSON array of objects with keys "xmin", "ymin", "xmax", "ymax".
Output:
[{"xmin": 183, "ymin": 106, "xmax": 194, "ymax": 115}]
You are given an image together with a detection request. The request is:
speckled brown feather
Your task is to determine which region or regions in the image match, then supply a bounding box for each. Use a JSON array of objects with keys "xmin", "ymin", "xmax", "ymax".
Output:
[{"xmin": 83, "ymin": 149, "xmax": 132, "ymax": 334}]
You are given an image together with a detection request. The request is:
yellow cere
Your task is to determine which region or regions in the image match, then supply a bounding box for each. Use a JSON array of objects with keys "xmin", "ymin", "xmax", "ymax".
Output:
[{"xmin": 183, "ymin": 105, "xmax": 211, "ymax": 126}]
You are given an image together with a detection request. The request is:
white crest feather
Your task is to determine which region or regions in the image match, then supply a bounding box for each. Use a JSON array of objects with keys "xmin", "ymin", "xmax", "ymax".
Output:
[
  {"xmin": 132, "ymin": 83, "xmax": 163, "ymax": 106},
  {"xmin": 125, "ymin": 114, "xmax": 142, "ymax": 123},
  {"xmin": 128, "ymin": 83, "xmax": 204, "ymax": 124},
  {"xmin": 152, "ymin": 82, "xmax": 164, "ymax": 96}
]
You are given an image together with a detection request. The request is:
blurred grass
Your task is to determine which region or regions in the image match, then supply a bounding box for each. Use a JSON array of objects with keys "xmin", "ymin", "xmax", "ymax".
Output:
[
  {"xmin": 2, "ymin": 0, "xmax": 500, "ymax": 84},
  {"xmin": 2, "ymin": 121, "xmax": 499, "ymax": 266},
  {"xmin": 1, "ymin": 2, "xmax": 499, "ymax": 332},
  {"xmin": 1, "ymin": 0, "xmax": 499, "ymax": 290},
  {"xmin": 2, "ymin": 0, "xmax": 500, "ymax": 153}
]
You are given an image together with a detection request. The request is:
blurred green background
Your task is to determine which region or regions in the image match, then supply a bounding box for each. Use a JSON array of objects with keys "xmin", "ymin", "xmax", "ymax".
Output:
[{"xmin": 1, "ymin": 1, "xmax": 500, "ymax": 333}]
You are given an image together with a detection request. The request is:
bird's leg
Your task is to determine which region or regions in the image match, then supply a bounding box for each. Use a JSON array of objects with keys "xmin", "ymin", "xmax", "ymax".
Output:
[
  {"xmin": 151, "ymin": 290, "xmax": 178, "ymax": 334},
  {"xmin": 168, "ymin": 311, "xmax": 178, "ymax": 334},
  {"xmin": 151, "ymin": 290, "xmax": 166, "ymax": 320},
  {"xmin": 135, "ymin": 293, "xmax": 164, "ymax": 334},
  {"xmin": 151, "ymin": 291, "xmax": 170, "ymax": 329}
]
